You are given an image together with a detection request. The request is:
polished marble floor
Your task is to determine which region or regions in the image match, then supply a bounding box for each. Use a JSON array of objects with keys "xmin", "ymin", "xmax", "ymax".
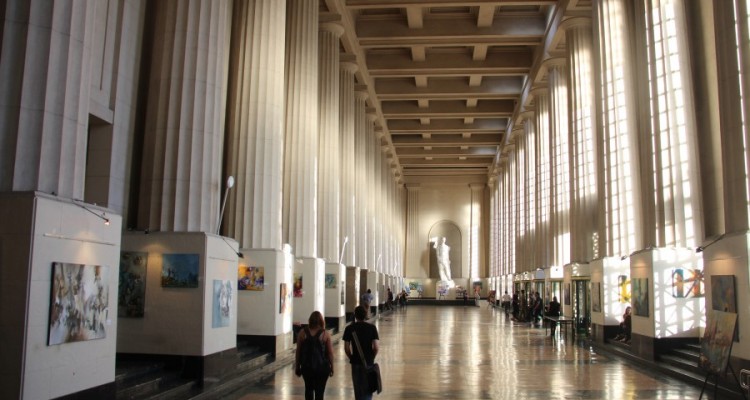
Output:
[{"xmin": 231, "ymin": 306, "xmax": 700, "ymax": 399}]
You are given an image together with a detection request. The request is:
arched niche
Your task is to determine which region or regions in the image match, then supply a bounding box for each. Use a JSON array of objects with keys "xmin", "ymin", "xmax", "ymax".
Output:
[{"xmin": 427, "ymin": 221, "xmax": 462, "ymax": 279}]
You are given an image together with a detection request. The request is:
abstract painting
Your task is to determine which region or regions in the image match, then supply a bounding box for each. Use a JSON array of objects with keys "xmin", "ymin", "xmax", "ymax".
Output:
[
  {"xmin": 711, "ymin": 275, "xmax": 736, "ymax": 313},
  {"xmin": 591, "ymin": 282, "xmax": 601, "ymax": 313},
  {"xmin": 563, "ymin": 283, "xmax": 571, "ymax": 306},
  {"xmin": 409, "ymin": 281, "xmax": 418, "ymax": 290},
  {"xmin": 280, "ymin": 283, "xmax": 288, "ymax": 314},
  {"xmin": 48, "ymin": 262, "xmax": 109, "ymax": 345},
  {"xmin": 293, "ymin": 273, "xmax": 304, "ymax": 297},
  {"xmin": 212, "ymin": 279, "xmax": 232, "ymax": 328},
  {"xmin": 437, "ymin": 281, "xmax": 449, "ymax": 297},
  {"xmin": 325, "ymin": 273, "xmax": 336, "ymax": 288},
  {"xmin": 672, "ymin": 269, "xmax": 705, "ymax": 298},
  {"xmin": 118, "ymin": 252, "xmax": 147, "ymax": 317},
  {"xmin": 238, "ymin": 266, "xmax": 264, "ymax": 291},
  {"xmin": 618, "ymin": 275, "xmax": 631, "ymax": 304},
  {"xmin": 161, "ymin": 254, "xmax": 199, "ymax": 288},
  {"xmin": 699, "ymin": 310, "xmax": 737, "ymax": 374},
  {"xmin": 632, "ymin": 278, "xmax": 649, "ymax": 317}
]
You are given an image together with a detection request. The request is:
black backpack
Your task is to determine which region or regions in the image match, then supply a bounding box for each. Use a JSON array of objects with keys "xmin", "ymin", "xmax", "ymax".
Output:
[{"xmin": 301, "ymin": 327, "xmax": 330, "ymax": 378}]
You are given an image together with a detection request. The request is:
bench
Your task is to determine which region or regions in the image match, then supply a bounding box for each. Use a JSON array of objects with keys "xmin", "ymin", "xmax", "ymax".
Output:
[{"xmin": 544, "ymin": 316, "xmax": 576, "ymax": 339}]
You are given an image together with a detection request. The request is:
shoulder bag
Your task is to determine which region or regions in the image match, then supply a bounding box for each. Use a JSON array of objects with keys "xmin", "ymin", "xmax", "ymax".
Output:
[{"xmin": 352, "ymin": 330, "xmax": 382, "ymax": 394}]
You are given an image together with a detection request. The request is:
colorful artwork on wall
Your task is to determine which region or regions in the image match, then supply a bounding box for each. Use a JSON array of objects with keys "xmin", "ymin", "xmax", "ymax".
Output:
[
  {"xmin": 212, "ymin": 279, "xmax": 232, "ymax": 328},
  {"xmin": 280, "ymin": 283, "xmax": 288, "ymax": 314},
  {"xmin": 293, "ymin": 273, "xmax": 304, "ymax": 297},
  {"xmin": 632, "ymin": 278, "xmax": 649, "ymax": 317},
  {"xmin": 118, "ymin": 251, "xmax": 147, "ymax": 318},
  {"xmin": 325, "ymin": 273, "xmax": 336, "ymax": 288},
  {"xmin": 472, "ymin": 281, "xmax": 482, "ymax": 295},
  {"xmin": 161, "ymin": 253, "xmax": 199, "ymax": 288},
  {"xmin": 699, "ymin": 310, "xmax": 737, "ymax": 374},
  {"xmin": 672, "ymin": 268, "xmax": 704, "ymax": 298},
  {"xmin": 618, "ymin": 275, "xmax": 631, "ymax": 304},
  {"xmin": 238, "ymin": 266, "xmax": 264, "ymax": 291},
  {"xmin": 591, "ymin": 282, "xmax": 601, "ymax": 312},
  {"xmin": 711, "ymin": 275, "xmax": 736, "ymax": 313},
  {"xmin": 48, "ymin": 262, "xmax": 109, "ymax": 345},
  {"xmin": 409, "ymin": 281, "xmax": 418, "ymax": 290},
  {"xmin": 437, "ymin": 281, "xmax": 449, "ymax": 297}
]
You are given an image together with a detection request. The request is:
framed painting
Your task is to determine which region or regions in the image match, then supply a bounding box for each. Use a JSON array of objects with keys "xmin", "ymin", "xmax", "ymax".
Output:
[
  {"xmin": 280, "ymin": 283, "xmax": 288, "ymax": 314},
  {"xmin": 711, "ymin": 275, "xmax": 736, "ymax": 313},
  {"xmin": 563, "ymin": 283, "xmax": 571, "ymax": 306},
  {"xmin": 632, "ymin": 278, "xmax": 650, "ymax": 317},
  {"xmin": 293, "ymin": 273, "xmax": 304, "ymax": 297},
  {"xmin": 699, "ymin": 310, "xmax": 737, "ymax": 374},
  {"xmin": 591, "ymin": 282, "xmax": 601, "ymax": 313},
  {"xmin": 325, "ymin": 273, "xmax": 336, "ymax": 288},
  {"xmin": 618, "ymin": 275, "xmax": 631, "ymax": 304},
  {"xmin": 49, "ymin": 263, "xmax": 109, "ymax": 345},
  {"xmin": 119, "ymin": 252, "xmax": 147, "ymax": 318},
  {"xmin": 238, "ymin": 266, "xmax": 264, "ymax": 291},
  {"xmin": 212, "ymin": 279, "xmax": 232, "ymax": 328},
  {"xmin": 161, "ymin": 254, "xmax": 199, "ymax": 288}
]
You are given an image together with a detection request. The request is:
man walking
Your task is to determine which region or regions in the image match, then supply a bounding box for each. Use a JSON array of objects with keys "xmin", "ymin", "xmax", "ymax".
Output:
[{"xmin": 344, "ymin": 306, "xmax": 380, "ymax": 400}]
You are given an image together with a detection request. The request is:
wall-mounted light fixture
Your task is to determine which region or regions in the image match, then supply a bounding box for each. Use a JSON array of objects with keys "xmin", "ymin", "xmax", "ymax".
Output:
[
  {"xmin": 74, "ymin": 201, "xmax": 110, "ymax": 225},
  {"xmin": 339, "ymin": 236, "xmax": 349, "ymax": 265},
  {"xmin": 696, "ymin": 234, "xmax": 725, "ymax": 253},
  {"xmin": 217, "ymin": 176, "xmax": 235, "ymax": 235}
]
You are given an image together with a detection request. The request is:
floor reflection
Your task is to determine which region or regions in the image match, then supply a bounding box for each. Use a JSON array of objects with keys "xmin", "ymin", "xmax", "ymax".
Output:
[{"xmin": 231, "ymin": 306, "xmax": 700, "ymax": 399}]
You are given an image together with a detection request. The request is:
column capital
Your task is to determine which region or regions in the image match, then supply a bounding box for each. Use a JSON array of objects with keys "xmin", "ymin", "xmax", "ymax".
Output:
[
  {"xmin": 340, "ymin": 53, "xmax": 358, "ymax": 73},
  {"xmin": 560, "ymin": 16, "xmax": 592, "ymax": 32},
  {"xmin": 320, "ymin": 13, "xmax": 344, "ymax": 37},
  {"xmin": 355, "ymin": 84, "xmax": 369, "ymax": 100},
  {"xmin": 469, "ymin": 183, "xmax": 485, "ymax": 190}
]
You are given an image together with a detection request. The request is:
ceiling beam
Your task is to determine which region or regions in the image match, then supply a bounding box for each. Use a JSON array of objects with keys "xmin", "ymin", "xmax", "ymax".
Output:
[
  {"xmin": 367, "ymin": 49, "xmax": 532, "ymax": 77},
  {"xmin": 396, "ymin": 147, "xmax": 497, "ymax": 156},
  {"xmin": 392, "ymin": 134, "xmax": 502, "ymax": 146},
  {"xmin": 399, "ymin": 157, "xmax": 495, "ymax": 167},
  {"xmin": 388, "ymin": 118, "xmax": 507, "ymax": 133},
  {"xmin": 356, "ymin": 15, "xmax": 545, "ymax": 47},
  {"xmin": 346, "ymin": 0, "xmax": 556, "ymax": 8},
  {"xmin": 382, "ymin": 99, "xmax": 514, "ymax": 118},
  {"xmin": 375, "ymin": 76, "xmax": 523, "ymax": 100}
]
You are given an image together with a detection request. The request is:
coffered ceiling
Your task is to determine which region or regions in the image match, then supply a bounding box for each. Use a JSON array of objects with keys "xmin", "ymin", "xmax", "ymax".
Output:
[{"xmin": 322, "ymin": 0, "xmax": 588, "ymax": 184}]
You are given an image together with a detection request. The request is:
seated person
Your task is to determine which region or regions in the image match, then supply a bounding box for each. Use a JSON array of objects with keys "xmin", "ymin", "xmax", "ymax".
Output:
[{"xmin": 613, "ymin": 306, "xmax": 632, "ymax": 342}]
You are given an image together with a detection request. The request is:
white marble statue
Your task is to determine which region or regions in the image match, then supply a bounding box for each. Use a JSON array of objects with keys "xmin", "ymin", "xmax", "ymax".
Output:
[{"xmin": 431, "ymin": 237, "xmax": 455, "ymax": 288}]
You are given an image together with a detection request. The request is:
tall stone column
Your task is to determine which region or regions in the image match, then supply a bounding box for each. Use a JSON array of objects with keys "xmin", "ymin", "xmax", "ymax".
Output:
[
  {"xmin": 0, "ymin": 1, "xmax": 92, "ymax": 199},
  {"xmin": 547, "ymin": 58, "xmax": 570, "ymax": 269},
  {"xmin": 284, "ymin": 0, "xmax": 319, "ymax": 257},
  {"xmin": 317, "ymin": 16, "xmax": 344, "ymax": 262},
  {"xmin": 366, "ymin": 111, "xmax": 379, "ymax": 269},
  {"xmin": 138, "ymin": 0, "xmax": 232, "ymax": 232},
  {"xmin": 339, "ymin": 54, "xmax": 357, "ymax": 266},
  {"xmin": 225, "ymin": 0, "xmax": 286, "ymax": 250},
  {"xmin": 354, "ymin": 86, "xmax": 369, "ymax": 268},
  {"xmin": 469, "ymin": 183, "xmax": 485, "ymax": 279},
  {"xmin": 564, "ymin": 18, "xmax": 598, "ymax": 263}
]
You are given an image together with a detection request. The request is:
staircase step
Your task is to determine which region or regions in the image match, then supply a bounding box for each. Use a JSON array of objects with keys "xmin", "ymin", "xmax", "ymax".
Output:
[
  {"xmin": 116, "ymin": 376, "xmax": 163, "ymax": 400},
  {"xmin": 659, "ymin": 354, "xmax": 703, "ymax": 375},
  {"xmin": 670, "ymin": 348, "xmax": 700, "ymax": 363},
  {"xmin": 236, "ymin": 353, "xmax": 273, "ymax": 373}
]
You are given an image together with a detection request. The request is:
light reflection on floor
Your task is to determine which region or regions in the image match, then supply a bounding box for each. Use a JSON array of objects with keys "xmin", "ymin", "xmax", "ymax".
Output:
[{"xmin": 230, "ymin": 306, "xmax": 700, "ymax": 399}]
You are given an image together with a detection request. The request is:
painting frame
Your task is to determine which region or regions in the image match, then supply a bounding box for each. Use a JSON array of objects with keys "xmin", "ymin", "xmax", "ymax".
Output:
[
  {"xmin": 591, "ymin": 282, "xmax": 601, "ymax": 313},
  {"xmin": 699, "ymin": 310, "xmax": 737, "ymax": 375},
  {"xmin": 118, "ymin": 251, "xmax": 148, "ymax": 318},
  {"xmin": 48, "ymin": 262, "xmax": 109, "ymax": 346},
  {"xmin": 632, "ymin": 278, "xmax": 650, "ymax": 317},
  {"xmin": 325, "ymin": 273, "xmax": 336, "ymax": 288},
  {"xmin": 212, "ymin": 279, "xmax": 232, "ymax": 328},
  {"xmin": 161, "ymin": 253, "xmax": 200, "ymax": 288},
  {"xmin": 238, "ymin": 265, "xmax": 265, "ymax": 291}
]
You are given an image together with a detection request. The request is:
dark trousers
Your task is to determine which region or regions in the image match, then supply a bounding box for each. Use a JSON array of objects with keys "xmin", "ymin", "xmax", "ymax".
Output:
[
  {"xmin": 351, "ymin": 364, "xmax": 373, "ymax": 400},
  {"xmin": 302, "ymin": 373, "xmax": 328, "ymax": 400}
]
